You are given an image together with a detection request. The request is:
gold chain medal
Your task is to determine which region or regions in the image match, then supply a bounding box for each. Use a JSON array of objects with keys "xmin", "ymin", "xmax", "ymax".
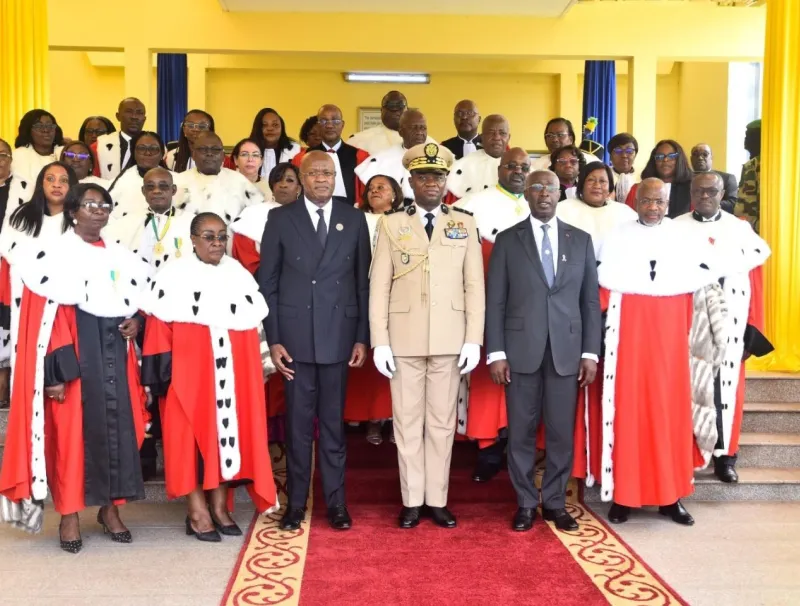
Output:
[
  {"xmin": 153, "ymin": 241, "xmax": 165, "ymax": 256},
  {"xmin": 150, "ymin": 212, "xmax": 173, "ymax": 258}
]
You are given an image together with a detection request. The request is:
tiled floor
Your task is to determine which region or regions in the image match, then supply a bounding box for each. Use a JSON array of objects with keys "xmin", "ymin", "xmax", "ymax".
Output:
[
  {"xmin": 2, "ymin": 501, "xmax": 800, "ymax": 605},
  {"xmin": 590, "ymin": 501, "xmax": 800, "ymax": 606},
  {"xmin": 0, "ymin": 502, "xmax": 255, "ymax": 606}
]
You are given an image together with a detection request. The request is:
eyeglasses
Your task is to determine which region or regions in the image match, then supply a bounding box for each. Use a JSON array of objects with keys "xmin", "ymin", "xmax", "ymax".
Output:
[
  {"xmin": 85, "ymin": 128, "xmax": 107, "ymax": 136},
  {"xmin": 136, "ymin": 144, "xmax": 162, "ymax": 155},
  {"xmin": 544, "ymin": 132, "xmax": 570, "ymax": 141},
  {"xmin": 612, "ymin": 146, "xmax": 636, "ymax": 156},
  {"xmin": 196, "ymin": 146, "xmax": 224, "ymax": 156},
  {"xmin": 303, "ymin": 170, "xmax": 336, "ymax": 178},
  {"xmin": 639, "ymin": 198, "xmax": 668, "ymax": 207},
  {"xmin": 0, "ymin": 152, "xmax": 11, "ymax": 161},
  {"xmin": 526, "ymin": 183, "xmax": 560, "ymax": 193},
  {"xmin": 193, "ymin": 233, "xmax": 229, "ymax": 243},
  {"xmin": 64, "ymin": 151, "xmax": 91, "ymax": 161},
  {"xmin": 183, "ymin": 122, "xmax": 210, "ymax": 131},
  {"xmin": 382, "ymin": 102, "xmax": 407, "ymax": 111},
  {"xmin": 691, "ymin": 187, "xmax": 721, "ymax": 198},
  {"xmin": 237, "ymin": 151, "xmax": 262, "ymax": 160},
  {"xmin": 318, "ymin": 119, "xmax": 343, "ymax": 127},
  {"xmin": 654, "ymin": 152, "xmax": 680, "ymax": 161},
  {"xmin": 32, "ymin": 123, "xmax": 56, "ymax": 132},
  {"xmin": 556, "ymin": 158, "xmax": 579, "ymax": 166},
  {"xmin": 81, "ymin": 201, "xmax": 112, "ymax": 212},
  {"xmin": 454, "ymin": 111, "xmax": 478, "ymax": 119},
  {"xmin": 500, "ymin": 162, "xmax": 531, "ymax": 173}
]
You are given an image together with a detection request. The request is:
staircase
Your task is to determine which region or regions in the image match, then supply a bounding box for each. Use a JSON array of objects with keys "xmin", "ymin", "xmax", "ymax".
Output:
[{"xmin": 2, "ymin": 372, "xmax": 800, "ymax": 503}]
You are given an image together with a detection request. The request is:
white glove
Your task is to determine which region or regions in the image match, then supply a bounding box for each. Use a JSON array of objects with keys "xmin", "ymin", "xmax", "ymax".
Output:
[
  {"xmin": 373, "ymin": 345, "xmax": 396, "ymax": 379},
  {"xmin": 458, "ymin": 343, "xmax": 481, "ymax": 375}
]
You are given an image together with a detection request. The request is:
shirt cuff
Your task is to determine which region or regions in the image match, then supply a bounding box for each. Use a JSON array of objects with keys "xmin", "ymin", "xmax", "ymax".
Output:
[
  {"xmin": 487, "ymin": 351, "xmax": 507, "ymax": 364},
  {"xmin": 581, "ymin": 353, "xmax": 599, "ymax": 363}
]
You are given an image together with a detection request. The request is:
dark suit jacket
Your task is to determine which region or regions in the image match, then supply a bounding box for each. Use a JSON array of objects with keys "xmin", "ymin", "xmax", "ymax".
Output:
[
  {"xmin": 259, "ymin": 199, "xmax": 371, "ymax": 365},
  {"xmin": 307, "ymin": 142, "xmax": 367, "ymax": 205},
  {"xmin": 667, "ymin": 180, "xmax": 692, "ymax": 219},
  {"xmin": 716, "ymin": 170, "xmax": 738, "ymax": 213},
  {"xmin": 485, "ymin": 218, "xmax": 601, "ymax": 376},
  {"xmin": 441, "ymin": 135, "xmax": 483, "ymax": 160}
]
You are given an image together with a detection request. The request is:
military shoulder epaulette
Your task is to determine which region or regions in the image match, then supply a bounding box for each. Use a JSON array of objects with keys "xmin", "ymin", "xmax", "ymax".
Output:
[
  {"xmin": 452, "ymin": 206, "xmax": 473, "ymax": 217},
  {"xmin": 384, "ymin": 207, "xmax": 403, "ymax": 215}
]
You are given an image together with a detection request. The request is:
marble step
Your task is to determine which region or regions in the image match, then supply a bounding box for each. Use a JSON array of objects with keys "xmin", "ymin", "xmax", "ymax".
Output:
[
  {"xmin": 583, "ymin": 467, "xmax": 800, "ymax": 503},
  {"xmin": 743, "ymin": 402, "xmax": 800, "ymax": 433},
  {"xmin": 745, "ymin": 372, "xmax": 800, "ymax": 404},
  {"xmin": 737, "ymin": 432, "xmax": 800, "ymax": 468}
]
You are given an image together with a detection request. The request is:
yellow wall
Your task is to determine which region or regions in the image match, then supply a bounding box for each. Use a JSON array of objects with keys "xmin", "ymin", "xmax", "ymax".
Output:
[{"xmin": 676, "ymin": 62, "xmax": 730, "ymax": 169}]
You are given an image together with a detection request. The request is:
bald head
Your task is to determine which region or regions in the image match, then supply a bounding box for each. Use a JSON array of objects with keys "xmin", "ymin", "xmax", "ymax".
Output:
[
  {"xmin": 117, "ymin": 97, "xmax": 146, "ymax": 136},
  {"xmin": 636, "ymin": 177, "xmax": 668, "ymax": 225},
  {"xmin": 497, "ymin": 147, "xmax": 530, "ymax": 194},
  {"xmin": 690, "ymin": 143, "xmax": 713, "ymax": 171},
  {"xmin": 482, "ymin": 114, "xmax": 511, "ymax": 158},
  {"xmin": 691, "ymin": 171, "xmax": 724, "ymax": 219},
  {"xmin": 399, "ymin": 110, "xmax": 427, "ymax": 148},
  {"xmin": 454, "ymin": 99, "xmax": 481, "ymax": 139},
  {"xmin": 142, "ymin": 167, "xmax": 176, "ymax": 213},
  {"xmin": 300, "ymin": 151, "xmax": 336, "ymax": 204},
  {"xmin": 317, "ymin": 104, "xmax": 345, "ymax": 146},
  {"xmin": 381, "ymin": 90, "xmax": 408, "ymax": 131}
]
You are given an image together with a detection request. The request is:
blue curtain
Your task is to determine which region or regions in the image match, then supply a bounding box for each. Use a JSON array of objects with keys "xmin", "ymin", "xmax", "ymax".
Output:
[
  {"xmin": 581, "ymin": 61, "xmax": 616, "ymax": 164},
  {"xmin": 156, "ymin": 54, "xmax": 187, "ymax": 145}
]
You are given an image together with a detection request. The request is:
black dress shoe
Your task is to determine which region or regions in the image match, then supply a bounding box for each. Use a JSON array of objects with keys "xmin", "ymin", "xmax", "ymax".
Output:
[
  {"xmin": 211, "ymin": 513, "xmax": 243, "ymax": 537},
  {"xmin": 429, "ymin": 506, "xmax": 457, "ymax": 528},
  {"xmin": 659, "ymin": 501, "xmax": 695, "ymax": 526},
  {"xmin": 512, "ymin": 507, "xmax": 536, "ymax": 532},
  {"xmin": 185, "ymin": 517, "xmax": 222, "ymax": 542},
  {"xmin": 280, "ymin": 508, "xmax": 306, "ymax": 531},
  {"xmin": 398, "ymin": 506, "xmax": 421, "ymax": 529},
  {"xmin": 607, "ymin": 502, "xmax": 631, "ymax": 524},
  {"xmin": 328, "ymin": 504, "xmax": 352, "ymax": 530},
  {"xmin": 715, "ymin": 464, "xmax": 739, "ymax": 483},
  {"xmin": 542, "ymin": 507, "xmax": 579, "ymax": 531},
  {"xmin": 472, "ymin": 461, "xmax": 501, "ymax": 483}
]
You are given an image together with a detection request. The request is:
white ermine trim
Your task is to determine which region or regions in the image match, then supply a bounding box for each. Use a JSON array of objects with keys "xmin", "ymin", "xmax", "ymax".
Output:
[
  {"xmin": 210, "ymin": 327, "xmax": 241, "ymax": 481},
  {"xmin": 456, "ymin": 374, "xmax": 469, "ymax": 436},
  {"xmin": 30, "ymin": 299, "xmax": 58, "ymax": 501},
  {"xmin": 584, "ymin": 385, "xmax": 595, "ymax": 487},
  {"xmin": 229, "ymin": 201, "xmax": 280, "ymax": 252},
  {"xmin": 600, "ymin": 291, "xmax": 622, "ymax": 502}
]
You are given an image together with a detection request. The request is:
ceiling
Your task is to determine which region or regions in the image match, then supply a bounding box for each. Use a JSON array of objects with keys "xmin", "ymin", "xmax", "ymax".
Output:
[{"xmin": 217, "ymin": 0, "xmax": 576, "ymax": 16}]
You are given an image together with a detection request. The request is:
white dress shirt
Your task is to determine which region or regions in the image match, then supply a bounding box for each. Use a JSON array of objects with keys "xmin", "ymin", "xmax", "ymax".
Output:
[
  {"xmin": 417, "ymin": 204, "xmax": 441, "ymax": 230},
  {"xmin": 120, "ymin": 131, "xmax": 132, "ymax": 169},
  {"xmin": 461, "ymin": 137, "xmax": 479, "ymax": 157},
  {"xmin": 487, "ymin": 214, "xmax": 597, "ymax": 364},
  {"xmin": 323, "ymin": 140, "xmax": 348, "ymax": 198},
  {"xmin": 305, "ymin": 196, "xmax": 332, "ymax": 229}
]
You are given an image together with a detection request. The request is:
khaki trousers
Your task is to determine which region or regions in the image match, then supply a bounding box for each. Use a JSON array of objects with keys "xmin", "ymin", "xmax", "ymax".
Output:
[{"xmin": 390, "ymin": 355, "xmax": 461, "ymax": 507}]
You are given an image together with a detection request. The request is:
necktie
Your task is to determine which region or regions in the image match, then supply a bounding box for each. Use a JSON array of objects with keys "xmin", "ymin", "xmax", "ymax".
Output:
[
  {"xmin": 541, "ymin": 224, "xmax": 555, "ymax": 288},
  {"xmin": 425, "ymin": 213, "xmax": 435, "ymax": 240},
  {"xmin": 316, "ymin": 208, "xmax": 327, "ymax": 247}
]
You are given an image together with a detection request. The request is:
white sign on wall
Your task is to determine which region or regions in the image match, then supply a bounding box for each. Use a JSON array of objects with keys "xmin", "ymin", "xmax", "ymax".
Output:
[{"xmin": 358, "ymin": 108, "xmax": 383, "ymax": 132}]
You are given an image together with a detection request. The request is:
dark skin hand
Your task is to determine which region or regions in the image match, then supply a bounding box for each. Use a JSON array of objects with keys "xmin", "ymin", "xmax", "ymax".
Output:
[
  {"xmin": 270, "ymin": 344, "xmax": 294, "ymax": 381},
  {"xmin": 349, "ymin": 343, "xmax": 367, "ymax": 368},
  {"xmin": 490, "ymin": 358, "xmax": 597, "ymax": 387}
]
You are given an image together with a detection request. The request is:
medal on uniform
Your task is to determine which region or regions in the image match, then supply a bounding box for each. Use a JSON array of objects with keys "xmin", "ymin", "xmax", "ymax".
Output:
[
  {"xmin": 174, "ymin": 237, "xmax": 183, "ymax": 258},
  {"xmin": 153, "ymin": 242, "xmax": 165, "ymax": 256},
  {"xmin": 401, "ymin": 252, "xmax": 410, "ymax": 265},
  {"xmin": 150, "ymin": 212, "xmax": 173, "ymax": 257}
]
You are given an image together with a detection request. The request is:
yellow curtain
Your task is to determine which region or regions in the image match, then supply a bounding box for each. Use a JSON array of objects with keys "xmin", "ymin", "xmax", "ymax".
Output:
[
  {"xmin": 750, "ymin": 0, "xmax": 800, "ymax": 372},
  {"xmin": 0, "ymin": 0, "xmax": 50, "ymax": 143}
]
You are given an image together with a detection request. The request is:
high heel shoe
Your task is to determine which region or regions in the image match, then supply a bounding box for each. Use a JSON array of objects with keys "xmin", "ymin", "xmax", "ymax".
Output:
[
  {"xmin": 185, "ymin": 516, "xmax": 222, "ymax": 542},
  {"xmin": 211, "ymin": 513, "xmax": 243, "ymax": 537},
  {"xmin": 97, "ymin": 508, "xmax": 132, "ymax": 543},
  {"xmin": 59, "ymin": 520, "xmax": 82, "ymax": 554}
]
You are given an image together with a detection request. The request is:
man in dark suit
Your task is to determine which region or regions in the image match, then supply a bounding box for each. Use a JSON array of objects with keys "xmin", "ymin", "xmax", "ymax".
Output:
[
  {"xmin": 441, "ymin": 100, "xmax": 482, "ymax": 160},
  {"xmin": 485, "ymin": 169, "xmax": 601, "ymax": 532},
  {"xmin": 259, "ymin": 150, "xmax": 371, "ymax": 531},
  {"xmin": 292, "ymin": 104, "xmax": 370, "ymax": 206},
  {"xmin": 690, "ymin": 143, "xmax": 737, "ymax": 213}
]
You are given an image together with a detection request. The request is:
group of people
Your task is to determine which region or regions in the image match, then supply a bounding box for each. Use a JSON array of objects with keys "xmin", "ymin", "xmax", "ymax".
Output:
[{"xmin": 0, "ymin": 90, "xmax": 770, "ymax": 554}]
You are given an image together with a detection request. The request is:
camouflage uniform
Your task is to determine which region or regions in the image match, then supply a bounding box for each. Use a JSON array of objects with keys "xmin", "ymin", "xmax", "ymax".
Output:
[{"xmin": 735, "ymin": 156, "xmax": 760, "ymax": 234}]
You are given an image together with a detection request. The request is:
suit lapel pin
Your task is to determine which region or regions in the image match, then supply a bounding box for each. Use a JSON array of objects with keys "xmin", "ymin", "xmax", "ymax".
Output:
[
  {"xmin": 562, "ymin": 254, "xmax": 566, "ymax": 262},
  {"xmin": 336, "ymin": 223, "xmax": 343, "ymax": 231}
]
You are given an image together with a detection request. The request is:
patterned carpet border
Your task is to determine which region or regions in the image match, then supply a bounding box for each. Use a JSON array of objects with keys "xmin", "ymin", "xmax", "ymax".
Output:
[{"xmin": 220, "ymin": 445, "xmax": 309, "ymax": 606}]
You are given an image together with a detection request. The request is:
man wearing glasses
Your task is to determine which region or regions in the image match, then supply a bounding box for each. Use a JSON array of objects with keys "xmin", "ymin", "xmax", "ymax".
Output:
[
  {"xmin": 446, "ymin": 114, "xmax": 511, "ymax": 201},
  {"xmin": 690, "ymin": 143, "xmax": 738, "ymax": 213},
  {"xmin": 292, "ymin": 104, "xmax": 369, "ymax": 205},
  {"xmin": 92, "ymin": 97, "xmax": 147, "ymax": 180},
  {"xmin": 454, "ymin": 147, "xmax": 531, "ymax": 483},
  {"xmin": 441, "ymin": 100, "xmax": 482, "ymax": 160},
  {"xmin": 675, "ymin": 172, "xmax": 772, "ymax": 485},
  {"xmin": 532, "ymin": 117, "xmax": 597, "ymax": 171},
  {"xmin": 175, "ymin": 132, "xmax": 263, "ymax": 227},
  {"xmin": 485, "ymin": 169, "xmax": 600, "ymax": 532},
  {"xmin": 348, "ymin": 91, "xmax": 409, "ymax": 156}
]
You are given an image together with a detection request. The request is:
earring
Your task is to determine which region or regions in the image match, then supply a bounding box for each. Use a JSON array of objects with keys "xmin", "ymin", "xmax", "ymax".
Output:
[{"xmin": 72, "ymin": 217, "xmax": 77, "ymax": 225}]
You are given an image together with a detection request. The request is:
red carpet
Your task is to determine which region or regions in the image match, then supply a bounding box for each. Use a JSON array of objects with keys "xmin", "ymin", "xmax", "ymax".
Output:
[{"xmin": 299, "ymin": 434, "xmax": 608, "ymax": 606}]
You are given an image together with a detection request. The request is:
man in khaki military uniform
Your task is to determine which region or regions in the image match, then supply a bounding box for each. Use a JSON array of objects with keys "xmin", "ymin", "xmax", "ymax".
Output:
[{"xmin": 370, "ymin": 142, "xmax": 485, "ymax": 529}]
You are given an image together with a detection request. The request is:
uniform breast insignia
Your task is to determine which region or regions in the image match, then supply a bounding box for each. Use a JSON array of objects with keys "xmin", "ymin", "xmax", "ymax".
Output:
[
  {"xmin": 444, "ymin": 221, "xmax": 469, "ymax": 240},
  {"xmin": 398, "ymin": 225, "xmax": 412, "ymax": 242},
  {"xmin": 400, "ymin": 252, "xmax": 410, "ymax": 264}
]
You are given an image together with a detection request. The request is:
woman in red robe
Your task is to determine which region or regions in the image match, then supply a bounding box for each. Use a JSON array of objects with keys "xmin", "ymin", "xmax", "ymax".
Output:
[
  {"xmin": 230, "ymin": 162, "xmax": 302, "ymax": 443},
  {"xmin": 142, "ymin": 212, "xmax": 278, "ymax": 543},
  {"xmin": 0, "ymin": 183, "xmax": 151, "ymax": 553}
]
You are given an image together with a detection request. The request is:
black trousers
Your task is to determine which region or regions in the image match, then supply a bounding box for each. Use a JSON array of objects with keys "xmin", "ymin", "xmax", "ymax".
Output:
[
  {"xmin": 283, "ymin": 360, "xmax": 349, "ymax": 509},
  {"xmin": 505, "ymin": 342, "xmax": 578, "ymax": 509}
]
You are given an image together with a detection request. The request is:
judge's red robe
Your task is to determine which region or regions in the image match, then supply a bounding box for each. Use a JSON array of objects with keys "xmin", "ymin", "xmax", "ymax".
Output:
[{"xmin": 142, "ymin": 319, "xmax": 277, "ymax": 513}]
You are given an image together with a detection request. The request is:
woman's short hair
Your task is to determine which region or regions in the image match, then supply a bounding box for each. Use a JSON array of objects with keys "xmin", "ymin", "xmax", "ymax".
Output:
[
  {"xmin": 641, "ymin": 139, "xmax": 693, "ymax": 183},
  {"xmin": 299, "ymin": 116, "xmax": 319, "ymax": 146},
  {"xmin": 606, "ymin": 132, "xmax": 639, "ymax": 155},
  {"xmin": 548, "ymin": 144, "xmax": 586, "ymax": 175},
  {"xmin": 190, "ymin": 211, "xmax": 226, "ymax": 235},
  {"xmin": 576, "ymin": 161, "xmax": 615, "ymax": 201},
  {"xmin": 14, "ymin": 109, "xmax": 64, "ymax": 150},
  {"xmin": 360, "ymin": 174, "xmax": 404, "ymax": 213},
  {"xmin": 60, "ymin": 140, "xmax": 96, "ymax": 169},
  {"xmin": 78, "ymin": 116, "xmax": 116, "ymax": 144},
  {"xmin": 63, "ymin": 183, "xmax": 114, "ymax": 232},
  {"xmin": 543, "ymin": 117, "xmax": 576, "ymax": 142},
  {"xmin": 231, "ymin": 138, "xmax": 261, "ymax": 161},
  {"xmin": 267, "ymin": 162, "xmax": 302, "ymax": 193}
]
